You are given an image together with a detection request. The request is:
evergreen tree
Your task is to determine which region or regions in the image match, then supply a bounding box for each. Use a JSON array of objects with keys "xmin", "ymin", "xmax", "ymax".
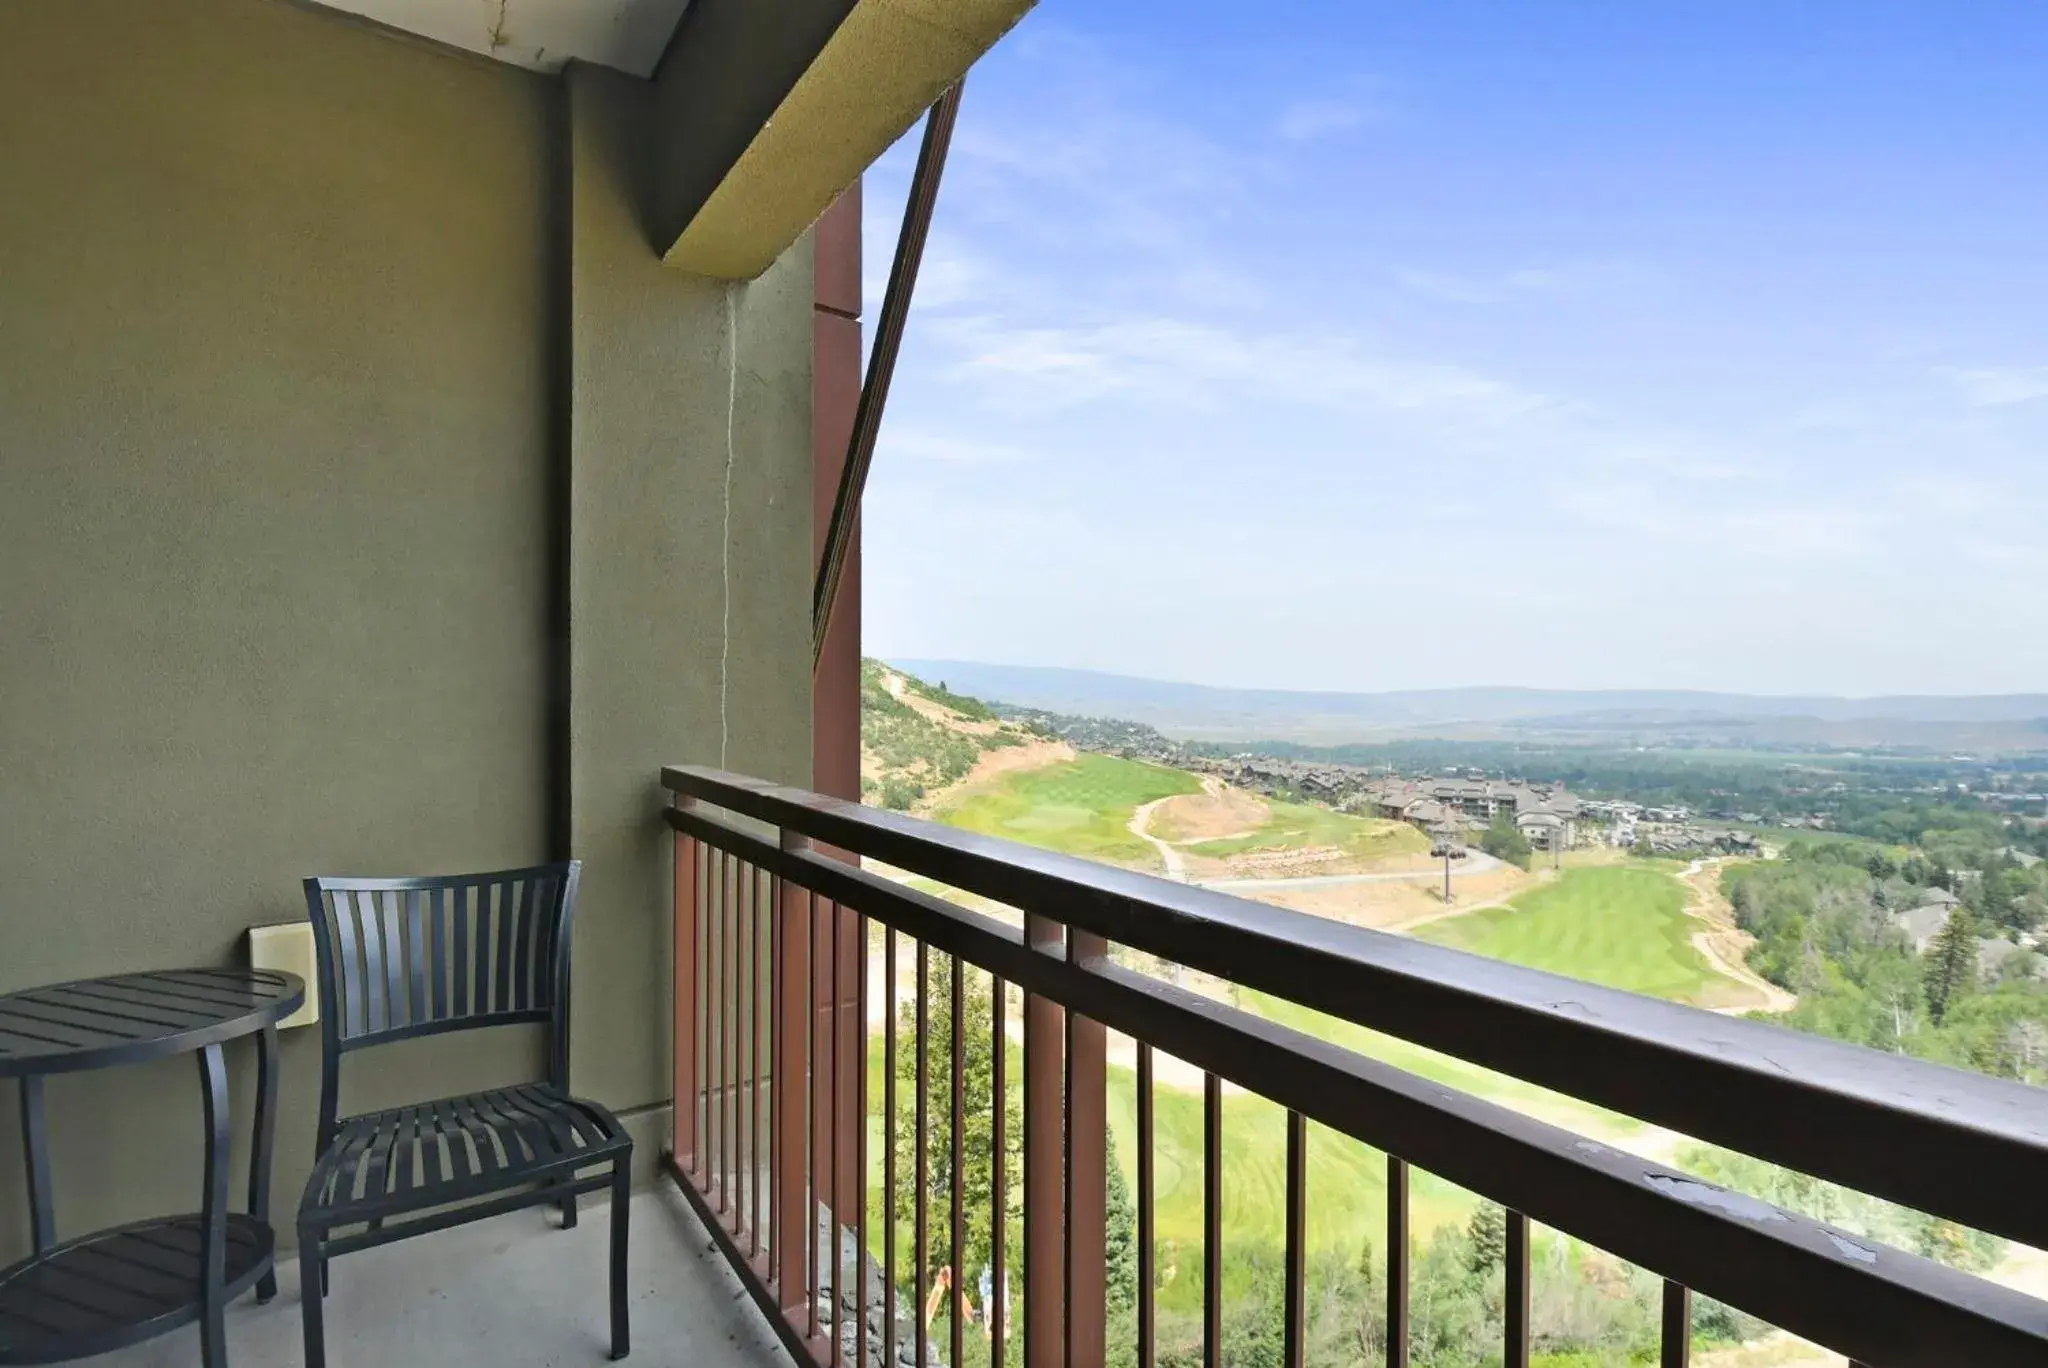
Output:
[
  {"xmin": 887, "ymin": 963, "xmax": 1138, "ymax": 1322},
  {"xmin": 1466, "ymin": 1201, "xmax": 1507, "ymax": 1276},
  {"xmin": 1923, "ymin": 907, "xmax": 1979, "ymax": 1026},
  {"xmin": 892, "ymin": 960, "xmax": 1024, "ymax": 1296},
  {"xmin": 1479, "ymin": 812, "xmax": 1533, "ymax": 870},
  {"xmin": 1104, "ymin": 1132, "xmax": 1139, "ymax": 1311}
]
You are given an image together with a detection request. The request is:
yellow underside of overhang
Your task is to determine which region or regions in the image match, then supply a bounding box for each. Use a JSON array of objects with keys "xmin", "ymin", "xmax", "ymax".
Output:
[{"xmin": 663, "ymin": 0, "xmax": 1032, "ymax": 279}]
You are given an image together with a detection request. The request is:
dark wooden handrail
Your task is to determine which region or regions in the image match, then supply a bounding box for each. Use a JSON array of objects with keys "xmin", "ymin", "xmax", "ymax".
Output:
[
  {"xmin": 660, "ymin": 764, "xmax": 2048, "ymax": 1367},
  {"xmin": 662, "ymin": 764, "xmax": 2048, "ymax": 1253}
]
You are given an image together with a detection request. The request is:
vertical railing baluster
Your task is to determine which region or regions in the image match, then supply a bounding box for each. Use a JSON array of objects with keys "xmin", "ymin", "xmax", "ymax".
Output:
[
  {"xmin": 1137, "ymin": 1042, "xmax": 1155, "ymax": 1368},
  {"xmin": 831, "ymin": 900, "xmax": 844, "ymax": 1366},
  {"xmin": 671, "ymin": 802, "xmax": 699, "ymax": 1176},
  {"xmin": 768, "ymin": 847, "xmax": 782, "ymax": 1280},
  {"xmin": 1506, "ymin": 1210, "xmax": 1530, "ymax": 1368},
  {"xmin": 885, "ymin": 927, "xmax": 899, "ymax": 1368},
  {"xmin": 992, "ymin": 974, "xmax": 1009, "ymax": 1368},
  {"xmin": 696, "ymin": 851, "xmax": 708, "ymax": 1186},
  {"xmin": 807, "ymin": 887, "xmax": 822, "ymax": 1343},
  {"xmin": 754, "ymin": 865, "xmax": 768, "ymax": 1256},
  {"xmin": 1283, "ymin": 1111, "xmax": 1306, "ymax": 1368},
  {"xmin": 1203, "ymin": 1071, "xmax": 1222, "ymax": 1368},
  {"xmin": 856, "ymin": 912, "xmax": 870, "ymax": 1368},
  {"xmin": 726, "ymin": 853, "xmax": 739, "ymax": 1215},
  {"xmin": 1663, "ymin": 1280, "xmax": 1690, "ymax": 1368},
  {"xmin": 733, "ymin": 856, "xmax": 741, "ymax": 1220},
  {"xmin": 774, "ymin": 831, "xmax": 812, "ymax": 1320},
  {"xmin": 951, "ymin": 955, "xmax": 966, "ymax": 1368},
  {"xmin": 1066, "ymin": 931, "xmax": 1109, "ymax": 1368},
  {"xmin": 711, "ymin": 848, "xmax": 725, "ymax": 1210},
  {"xmin": 1387, "ymin": 1155, "xmax": 1409, "ymax": 1368},
  {"xmin": 1021, "ymin": 915, "xmax": 1065, "ymax": 1368},
  {"xmin": 740, "ymin": 861, "xmax": 754, "ymax": 1252},
  {"xmin": 916, "ymin": 941, "xmax": 931, "ymax": 1368}
]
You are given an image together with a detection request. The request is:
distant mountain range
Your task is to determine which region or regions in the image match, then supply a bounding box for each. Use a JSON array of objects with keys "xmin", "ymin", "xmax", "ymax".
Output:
[{"xmin": 889, "ymin": 660, "xmax": 2048, "ymax": 751}]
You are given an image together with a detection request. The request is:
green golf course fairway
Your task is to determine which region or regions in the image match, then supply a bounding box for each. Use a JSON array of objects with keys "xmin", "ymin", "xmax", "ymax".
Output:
[
  {"xmin": 1414, "ymin": 863, "xmax": 1718, "ymax": 1003},
  {"xmin": 936, "ymin": 754, "xmax": 1201, "ymax": 869}
]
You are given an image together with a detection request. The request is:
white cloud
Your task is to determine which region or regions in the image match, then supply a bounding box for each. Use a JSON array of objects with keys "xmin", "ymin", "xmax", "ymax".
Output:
[
  {"xmin": 1278, "ymin": 97, "xmax": 1367, "ymax": 142},
  {"xmin": 877, "ymin": 429, "xmax": 1036, "ymax": 465},
  {"xmin": 1549, "ymin": 482, "xmax": 1884, "ymax": 559},
  {"xmin": 1944, "ymin": 365, "xmax": 2048, "ymax": 408},
  {"xmin": 1393, "ymin": 260, "xmax": 1642, "ymax": 306},
  {"xmin": 1393, "ymin": 268, "xmax": 1508, "ymax": 305},
  {"xmin": 932, "ymin": 313, "xmax": 1555, "ymax": 430}
]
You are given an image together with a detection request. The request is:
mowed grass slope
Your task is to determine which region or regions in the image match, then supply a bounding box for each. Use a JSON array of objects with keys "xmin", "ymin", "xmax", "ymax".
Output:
[
  {"xmin": 1184, "ymin": 797, "xmax": 1427, "ymax": 863},
  {"xmin": 1414, "ymin": 864, "xmax": 1717, "ymax": 1003},
  {"xmin": 1105, "ymin": 1065, "xmax": 1476, "ymax": 1283},
  {"xmin": 936, "ymin": 754, "xmax": 1201, "ymax": 868}
]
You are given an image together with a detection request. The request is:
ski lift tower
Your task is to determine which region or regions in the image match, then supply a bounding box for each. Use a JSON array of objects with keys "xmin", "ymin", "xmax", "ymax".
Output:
[{"xmin": 1430, "ymin": 820, "xmax": 1465, "ymax": 903}]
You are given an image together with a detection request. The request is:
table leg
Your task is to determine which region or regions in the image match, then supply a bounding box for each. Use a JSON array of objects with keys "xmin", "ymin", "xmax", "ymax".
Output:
[
  {"xmin": 199, "ymin": 1043, "xmax": 231, "ymax": 1368},
  {"xmin": 249, "ymin": 1025, "xmax": 280, "ymax": 1302},
  {"xmin": 18, "ymin": 1076, "xmax": 54, "ymax": 1253}
]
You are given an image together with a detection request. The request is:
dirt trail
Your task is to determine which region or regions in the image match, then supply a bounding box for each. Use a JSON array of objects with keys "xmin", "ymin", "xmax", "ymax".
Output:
[
  {"xmin": 1128, "ymin": 796, "xmax": 1190, "ymax": 879},
  {"xmin": 1681, "ymin": 858, "xmax": 1797, "ymax": 1015}
]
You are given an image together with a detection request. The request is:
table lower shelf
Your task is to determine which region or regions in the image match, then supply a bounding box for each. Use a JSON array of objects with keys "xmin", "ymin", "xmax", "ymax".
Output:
[{"xmin": 0, "ymin": 1213, "xmax": 274, "ymax": 1365}]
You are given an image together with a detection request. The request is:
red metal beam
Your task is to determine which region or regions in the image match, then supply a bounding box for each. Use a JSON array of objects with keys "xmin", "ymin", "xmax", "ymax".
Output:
[{"xmin": 811, "ymin": 83, "xmax": 964, "ymax": 663}]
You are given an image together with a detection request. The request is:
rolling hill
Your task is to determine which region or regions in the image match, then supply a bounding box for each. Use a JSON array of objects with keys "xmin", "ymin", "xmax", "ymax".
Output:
[{"xmin": 889, "ymin": 659, "xmax": 2048, "ymax": 750}]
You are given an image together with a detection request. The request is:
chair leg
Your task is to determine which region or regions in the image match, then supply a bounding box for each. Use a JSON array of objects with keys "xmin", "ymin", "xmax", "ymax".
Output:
[
  {"xmin": 300, "ymin": 1227, "xmax": 328, "ymax": 1368},
  {"xmin": 558, "ymin": 1178, "xmax": 578, "ymax": 1229},
  {"xmin": 609, "ymin": 1162, "xmax": 631, "ymax": 1359}
]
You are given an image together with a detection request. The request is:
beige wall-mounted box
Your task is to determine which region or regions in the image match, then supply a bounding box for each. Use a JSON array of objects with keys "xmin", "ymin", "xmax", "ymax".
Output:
[{"xmin": 248, "ymin": 923, "xmax": 320, "ymax": 1029}]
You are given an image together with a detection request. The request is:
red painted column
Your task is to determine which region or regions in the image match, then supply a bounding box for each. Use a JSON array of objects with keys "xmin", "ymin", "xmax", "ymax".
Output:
[{"xmin": 813, "ymin": 184, "xmax": 863, "ymax": 806}]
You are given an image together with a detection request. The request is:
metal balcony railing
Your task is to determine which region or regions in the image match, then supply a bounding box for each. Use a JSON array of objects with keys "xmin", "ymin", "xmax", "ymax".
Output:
[{"xmin": 659, "ymin": 765, "xmax": 2048, "ymax": 1368}]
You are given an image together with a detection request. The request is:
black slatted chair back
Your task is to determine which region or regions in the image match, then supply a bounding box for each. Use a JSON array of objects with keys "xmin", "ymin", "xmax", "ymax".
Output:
[{"xmin": 303, "ymin": 863, "xmax": 580, "ymax": 1148}]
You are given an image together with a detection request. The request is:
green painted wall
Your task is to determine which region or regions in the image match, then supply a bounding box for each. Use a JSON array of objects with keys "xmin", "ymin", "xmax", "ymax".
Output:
[
  {"xmin": 0, "ymin": 0, "xmax": 815, "ymax": 1260},
  {"xmin": 565, "ymin": 65, "xmax": 815, "ymax": 1122}
]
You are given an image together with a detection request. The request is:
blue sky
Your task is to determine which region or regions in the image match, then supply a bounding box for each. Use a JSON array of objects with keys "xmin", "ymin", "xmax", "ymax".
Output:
[{"xmin": 857, "ymin": 1, "xmax": 2048, "ymax": 697}]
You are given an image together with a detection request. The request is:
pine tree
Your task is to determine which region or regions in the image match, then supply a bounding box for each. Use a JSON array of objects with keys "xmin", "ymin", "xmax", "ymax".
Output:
[
  {"xmin": 1103, "ymin": 1130, "xmax": 1139, "ymax": 1311},
  {"xmin": 1923, "ymin": 907, "xmax": 1979, "ymax": 1026},
  {"xmin": 892, "ymin": 959, "xmax": 1024, "ymax": 1298},
  {"xmin": 1466, "ymin": 1201, "xmax": 1507, "ymax": 1276}
]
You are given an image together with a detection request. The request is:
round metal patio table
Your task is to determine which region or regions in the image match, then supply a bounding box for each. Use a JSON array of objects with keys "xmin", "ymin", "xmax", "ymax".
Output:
[{"xmin": 0, "ymin": 968, "xmax": 303, "ymax": 1367}]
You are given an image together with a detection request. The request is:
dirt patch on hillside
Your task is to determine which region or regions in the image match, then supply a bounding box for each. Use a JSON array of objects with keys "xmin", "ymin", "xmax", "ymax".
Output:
[
  {"xmin": 1681, "ymin": 858, "xmax": 1796, "ymax": 1015},
  {"xmin": 914, "ymin": 736, "xmax": 1074, "ymax": 814},
  {"xmin": 1148, "ymin": 780, "xmax": 1269, "ymax": 843},
  {"xmin": 893, "ymin": 682, "xmax": 1009, "ymax": 737},
  {"xmin": 1247, "ymin": 864, "xmax": 1539, "ymax": 932}
]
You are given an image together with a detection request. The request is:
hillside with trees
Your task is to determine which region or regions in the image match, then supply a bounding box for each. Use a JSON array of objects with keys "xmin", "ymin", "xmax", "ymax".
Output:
[
  {"xmin": 1723, "ymin": 842, "xmax": 2048, "ymax": 1079},
  {"xmin": 861, "ymin": 659, "xmax": 1050, "ymax": 812}
]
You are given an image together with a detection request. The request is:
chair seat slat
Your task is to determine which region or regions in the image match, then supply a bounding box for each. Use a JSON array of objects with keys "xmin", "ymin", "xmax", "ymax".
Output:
[{"xmin": 300, "ymin": 1085, "xmax": 627, "ymax": 1224}]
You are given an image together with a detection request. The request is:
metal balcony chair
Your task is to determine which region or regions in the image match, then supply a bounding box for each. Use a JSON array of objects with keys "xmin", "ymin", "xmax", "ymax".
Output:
[{"xmin": 297, "ymin": 863, "xmax": 630, "ymax": 1366}]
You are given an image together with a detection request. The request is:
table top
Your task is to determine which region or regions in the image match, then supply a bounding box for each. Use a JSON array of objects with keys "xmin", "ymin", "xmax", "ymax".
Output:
[{"xmin": 0, "ymin": 968, "xmax": 303, "ymax": 1078}]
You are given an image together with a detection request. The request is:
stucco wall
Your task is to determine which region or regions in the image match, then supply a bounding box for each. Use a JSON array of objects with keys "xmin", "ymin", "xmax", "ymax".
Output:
[
  {"xmin": 0, "ymin": 0, "xmax": 814, "ymax": 1261},
  {"xmin": 564, "ymin": 62, "xmax": 815, "ymax": 1120}
]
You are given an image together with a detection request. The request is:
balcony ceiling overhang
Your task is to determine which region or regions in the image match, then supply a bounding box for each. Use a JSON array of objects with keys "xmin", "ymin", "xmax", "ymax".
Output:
[
  {"xmin": 308, "ymin": 0, "xmax": 1034, "ymax": 281},
  {"xmin": 306, "ymin": 0, "xmax": 691, "ymax": 76},
  {"xmin": 654, "ymin": 0, "xmax": 1034, "ymax": 279}
]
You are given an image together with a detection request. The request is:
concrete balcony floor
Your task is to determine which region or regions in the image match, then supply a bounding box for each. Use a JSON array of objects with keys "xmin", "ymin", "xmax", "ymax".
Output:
[{"xmin": 82, "ymin": 1188, "xmax": 794, "ymax": 1368}]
